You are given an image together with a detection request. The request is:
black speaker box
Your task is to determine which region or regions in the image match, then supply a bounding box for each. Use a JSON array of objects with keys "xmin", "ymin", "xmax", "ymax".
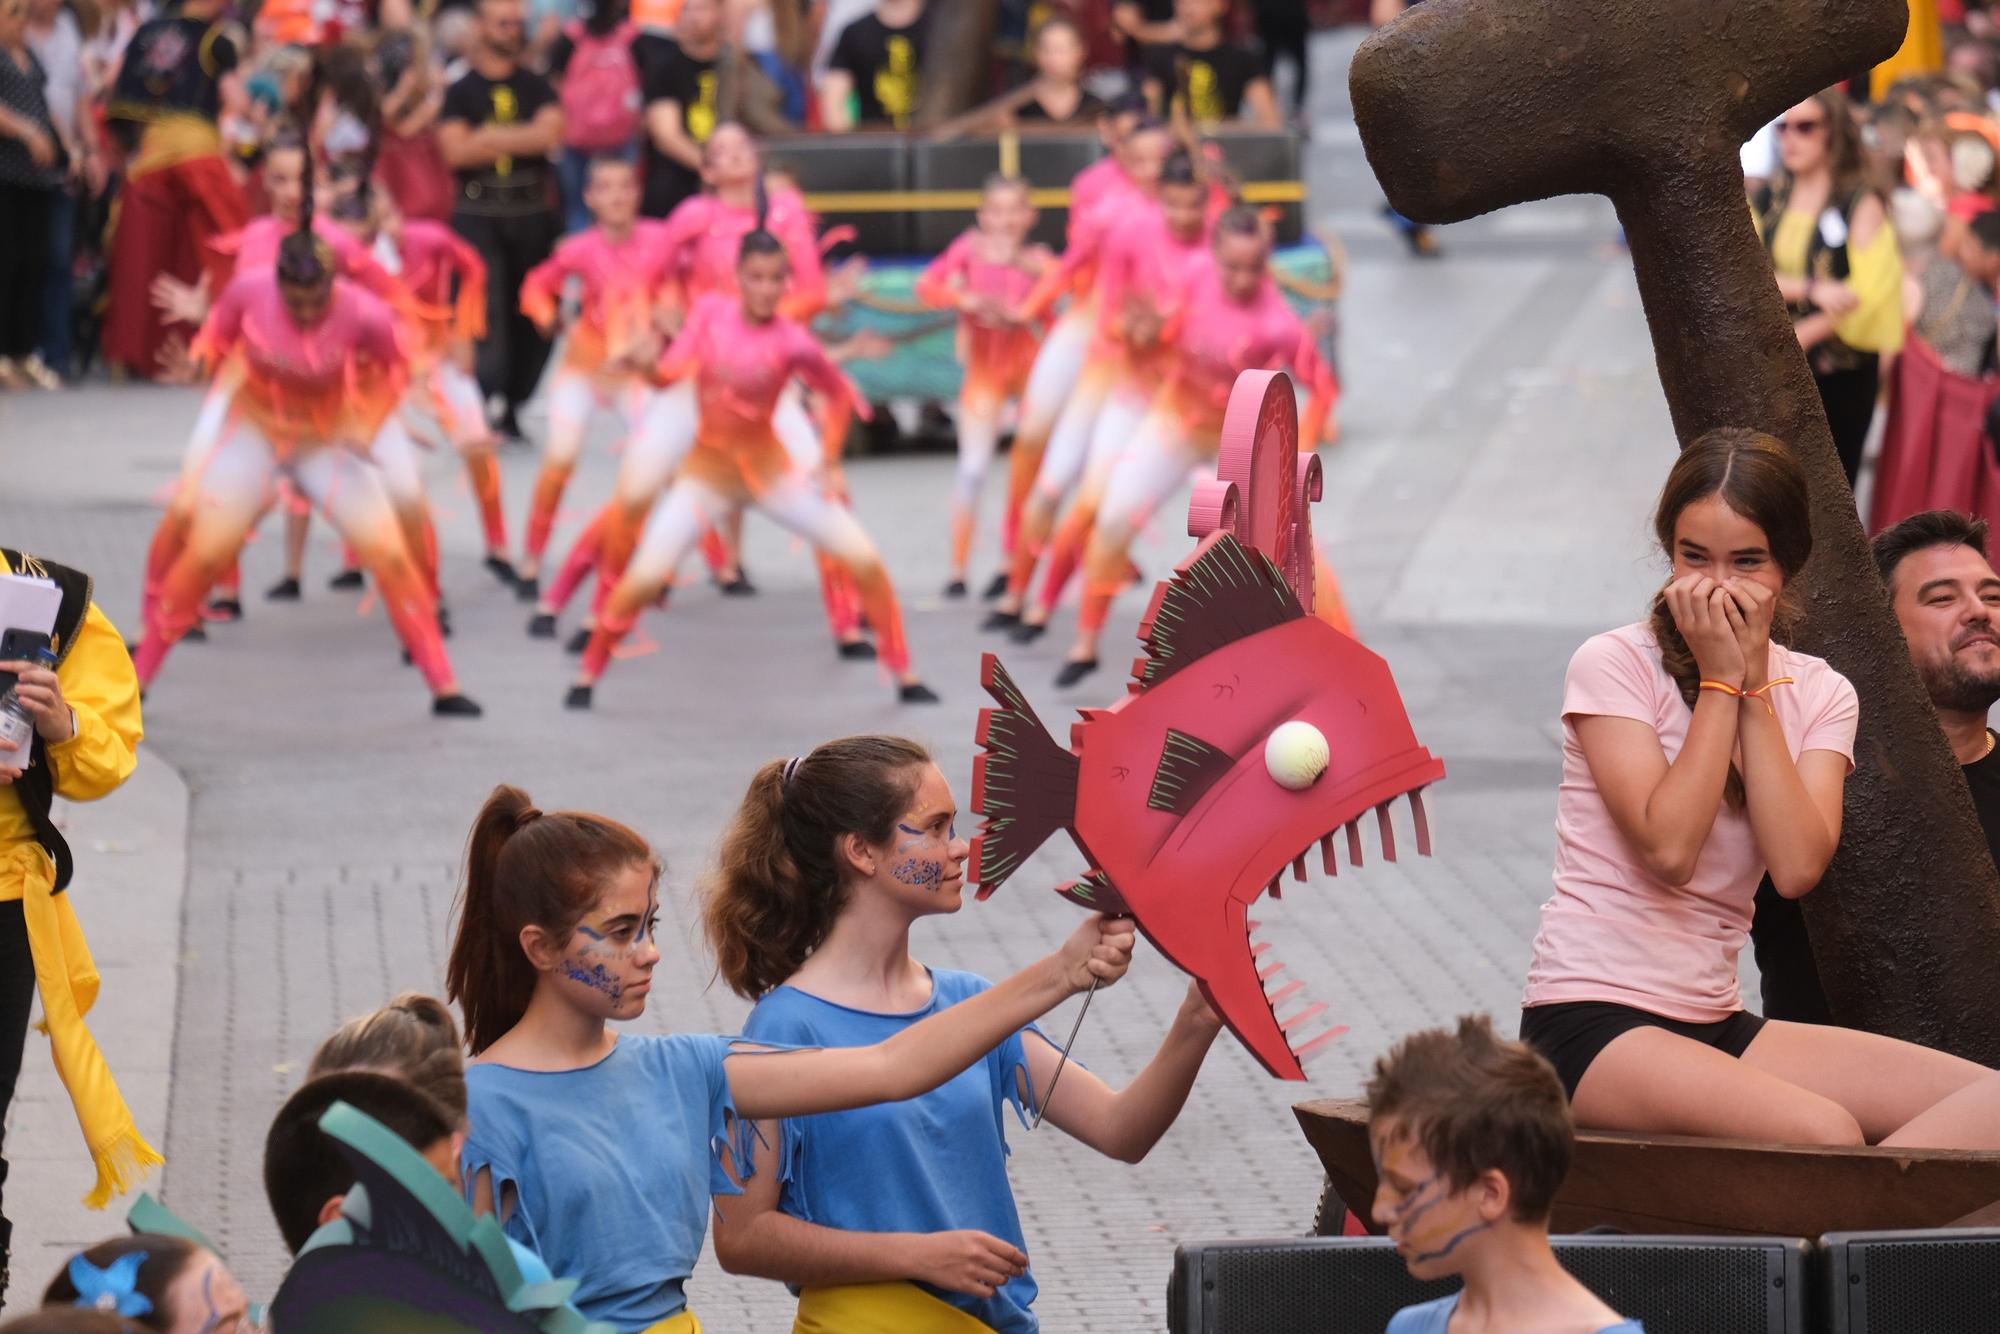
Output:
[
  {"xmin": 1167, "ymin": 1234, "xmax": 1810, "ymax": 1334},
  {"xmin": 1823, "ymin": 1227, "xmax": 2000, "ymax": 1333}
]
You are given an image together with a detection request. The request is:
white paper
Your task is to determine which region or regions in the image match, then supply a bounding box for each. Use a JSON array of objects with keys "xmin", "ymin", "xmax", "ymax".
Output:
[{"xmin": 0, "ymin": 572, "xmax": 62, "ymax": 644}]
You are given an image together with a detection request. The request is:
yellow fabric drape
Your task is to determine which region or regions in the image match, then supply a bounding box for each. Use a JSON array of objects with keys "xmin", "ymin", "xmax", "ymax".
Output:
[
  {"xmin": 792, "ymin": 1282, "xmax": 998, "ymax": 1334},
  {"xmin": 0, "ymin": 558, "xmax": 157, "ymax": 1209},
  {"xmin": 1872, "ymin": 0, "xmax": 1943, "ymax": 103},
  {"xmin": 638, "ymin": 1312, "xmax": 702, "ymax": 1334},
  {"xmin": 1768, "ymin": 208, "xmax": 1907, "ymax": 356}
]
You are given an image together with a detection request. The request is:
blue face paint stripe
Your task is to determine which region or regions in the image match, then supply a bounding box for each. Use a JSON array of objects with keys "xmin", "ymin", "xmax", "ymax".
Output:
[{"xmin": 1412, "ymin": 1220, "xmax": 1492, "ymax": 1265}]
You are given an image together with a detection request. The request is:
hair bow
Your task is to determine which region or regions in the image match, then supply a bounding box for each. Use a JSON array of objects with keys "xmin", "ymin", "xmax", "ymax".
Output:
[{"xmin": 67, "ymin": 1251, "xmax": 154, "ymax": 1318}]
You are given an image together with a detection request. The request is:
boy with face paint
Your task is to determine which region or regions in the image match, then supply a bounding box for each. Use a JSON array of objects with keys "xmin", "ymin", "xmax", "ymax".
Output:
[{"xmin": 1367, "ymin": 1017, "xmax": 1644, "ymax": 1334}]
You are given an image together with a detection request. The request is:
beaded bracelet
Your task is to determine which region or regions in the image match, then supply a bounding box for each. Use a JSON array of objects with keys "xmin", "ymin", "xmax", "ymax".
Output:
[{"xmin": 1699, "ymin": 676, "xmax": 1795, "ymax": 715}]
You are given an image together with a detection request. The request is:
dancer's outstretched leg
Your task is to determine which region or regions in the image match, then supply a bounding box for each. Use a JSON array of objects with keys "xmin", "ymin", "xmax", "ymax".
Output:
[
  {"xmin": 518, "ymin": 368, "xmax": 596, "ymax": 591},
  {"xmin": 293, "ymin": 440, "xmax": 479, "ymax": 714},
  {"xmin": 1061, "ymin": 412, "xmax": 1202, "ymax": 687},
  {"xmin": 134, "ymin": 421, "xmax": 277, "ymax": 688},
  {"xmin": 571, "ymin": 475, "xmax": 724, "ymax": 706}
]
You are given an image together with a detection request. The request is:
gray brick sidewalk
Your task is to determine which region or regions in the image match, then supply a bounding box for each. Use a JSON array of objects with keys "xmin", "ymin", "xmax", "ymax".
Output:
[{"xmin": 0, "ymin": 29, "xmax": 1738, "ymax": 1329}]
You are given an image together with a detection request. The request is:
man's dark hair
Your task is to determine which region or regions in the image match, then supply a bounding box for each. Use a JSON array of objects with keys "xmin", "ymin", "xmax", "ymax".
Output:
[
  {"xmin": 1365, "ymin": 1014, "xmax": 1572, "ymax": 1223},
  {"xmin": 1969, "ymin": 210, "xmax": 2000, "ymax": 254},
  {"xmin": 263, "ymin": 1069, "xmax": 454, "ymax": 1254},
  {"xmin": 1872, "ymin": 509, "xmax": 1990, "ymax": 592}
]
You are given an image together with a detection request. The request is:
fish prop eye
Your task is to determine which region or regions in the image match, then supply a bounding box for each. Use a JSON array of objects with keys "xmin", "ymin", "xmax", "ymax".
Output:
[{"xmin": 1264, "ymin": 720, "xmax": 1329, "ymax": 791}]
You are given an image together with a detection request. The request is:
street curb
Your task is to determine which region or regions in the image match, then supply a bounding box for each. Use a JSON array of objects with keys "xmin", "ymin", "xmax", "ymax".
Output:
[{"xmin": 2, "ymin": 749, "xmax": 188, "ymax": 1316}]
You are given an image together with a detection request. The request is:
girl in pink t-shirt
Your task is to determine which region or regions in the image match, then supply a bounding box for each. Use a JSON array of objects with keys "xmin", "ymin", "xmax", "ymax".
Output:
[{"xmin": 1522, "ymin": 428, "xmax": 2000, "ymax": 1149}]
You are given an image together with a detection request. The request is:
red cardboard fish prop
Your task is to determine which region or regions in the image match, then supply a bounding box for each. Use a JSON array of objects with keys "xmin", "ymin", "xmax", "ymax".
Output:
[{"xmin": 970, "ymin": 371, "xmax": 1446, "ymax": 1079}]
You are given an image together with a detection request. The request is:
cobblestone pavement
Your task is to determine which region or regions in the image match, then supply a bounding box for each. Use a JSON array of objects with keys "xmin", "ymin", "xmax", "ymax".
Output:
[{"xmin": 0, "ymin": 29, "xmax": 1723, "ymax": 1330}]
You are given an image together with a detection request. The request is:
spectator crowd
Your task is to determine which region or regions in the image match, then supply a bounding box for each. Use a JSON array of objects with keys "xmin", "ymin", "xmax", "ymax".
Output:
[{"xmin": 0, "ymin": 0, "xmax": 1309, "ymax": 402}]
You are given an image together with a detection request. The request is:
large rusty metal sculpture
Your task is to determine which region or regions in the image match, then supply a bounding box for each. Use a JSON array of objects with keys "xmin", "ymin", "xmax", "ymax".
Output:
[{"xmin": 1350, "ymin": 0, "xmax": 2000, "ymax": 1063}]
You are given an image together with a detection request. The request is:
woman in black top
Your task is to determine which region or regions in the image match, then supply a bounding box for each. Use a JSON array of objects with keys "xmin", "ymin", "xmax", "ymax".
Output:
[
  {"xmin": 1009, "ymin": 16, "xmax": 1107, "ymax": 127},
  {"xmin": 0, "ymin": 0, "xmax": 63, "ymax": 389}
]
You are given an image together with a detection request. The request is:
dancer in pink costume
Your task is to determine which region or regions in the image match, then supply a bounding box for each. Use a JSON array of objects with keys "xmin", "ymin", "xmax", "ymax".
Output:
[
  {"xmin": 133, "ymin": 222, "xmax": 481, "ymax": 717},
  {"xmin": 567, "ymin": 234, "xmax": 937, "ymax": 710}
]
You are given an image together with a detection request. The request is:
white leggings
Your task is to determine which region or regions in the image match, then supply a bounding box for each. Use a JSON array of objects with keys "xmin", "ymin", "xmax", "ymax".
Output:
[
  {"xmin": 955, "ymin": 400, "xmax": 1003, "ymax": 506},
  {"xmin": 1095, "ymin": 408, "xmax": 1207, "ymax": 548},
  {"xmin": 622, "ymin": 470, "xmax": 879, "ymax": 595},
  {"xmin": 545, "ymin": 368, "xmax": 653, "ymax": 470},
  {"xmin": 615, "ymin": 380, "xmax": 702, "ymax": 509},
  {"xmin": 1031, "ymin": 367, "xmax": 1113, "ymax": 502},
  {"xmin": 1016, "ymin": 306, "xmax": 1092, "ymax": 445},
  {"xmin": 424, "ymin": 359, "xmax": 492, "ymax": 452}
]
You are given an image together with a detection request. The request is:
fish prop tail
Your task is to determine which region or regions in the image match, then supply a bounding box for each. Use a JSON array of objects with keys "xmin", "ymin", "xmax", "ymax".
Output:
[{"xmin": 971, "ymin": 653, "xmax": 1081, "ymax": 898}]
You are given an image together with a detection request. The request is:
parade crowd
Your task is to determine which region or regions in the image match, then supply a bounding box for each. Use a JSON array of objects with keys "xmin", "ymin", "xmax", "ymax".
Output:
[{"xmin": 14, "ymin": 3, "xmax": 2000, "ymax": 1333}]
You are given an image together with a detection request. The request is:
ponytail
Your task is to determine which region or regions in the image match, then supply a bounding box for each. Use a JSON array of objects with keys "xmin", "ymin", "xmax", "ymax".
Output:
[
  {"xmin": 447, "ymin": 785, "xmax": 658, "ymax": 1054},
  {"xmin": 703, "ymin": 736, "xmax": 931, "ymax": 999},
  {"xmin": 310, "ymin": 992, "xmax": 469, "ymax": 1126}
]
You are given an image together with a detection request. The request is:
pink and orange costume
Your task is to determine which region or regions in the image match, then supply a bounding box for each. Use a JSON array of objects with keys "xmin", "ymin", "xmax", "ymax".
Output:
[
  {"xmin": 1071, "ymin": 256, "xmax": 1344, "ymax": 650},
  {"xmin": 576, "ymin": 292, "xmax": 913, "ymax": 692},
  {"xmin": 133, "ymin": 271, "xmax": 461, "ymax": 701},
  {"xmin": 144, "ymin": 213, "xmax": 421, "ymax": 621},
  {"xmin": 914, "ymin": 229, "xmax": 1048, "ymax": 581},
  {"xmin": 515, "ymin": 220, "xmax": 681, "ymax": 583},
  {"xmin": 1013, "ymin": 205, "xmax": 1218, "ymax": 622},
  {"xmin": 539, "ymin": 186, "xmax": 850, "ymax": 630}
]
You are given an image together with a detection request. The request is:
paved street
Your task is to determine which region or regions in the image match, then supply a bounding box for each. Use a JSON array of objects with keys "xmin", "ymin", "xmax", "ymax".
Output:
[{"xmin": 1, "ymin": 28, "xmax": 1713, "ymax": 1329}]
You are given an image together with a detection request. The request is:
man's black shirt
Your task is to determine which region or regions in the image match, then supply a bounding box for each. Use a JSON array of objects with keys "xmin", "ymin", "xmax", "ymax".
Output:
[{"xmin": 441, "ymin": 65, "xmax": 557, "ymax": 206}]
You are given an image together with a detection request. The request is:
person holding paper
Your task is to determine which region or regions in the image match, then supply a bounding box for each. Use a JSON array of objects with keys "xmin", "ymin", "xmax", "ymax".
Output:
[{"xmin": 0, "ymin": 547, "xmax": 154, "ymax": 1309}]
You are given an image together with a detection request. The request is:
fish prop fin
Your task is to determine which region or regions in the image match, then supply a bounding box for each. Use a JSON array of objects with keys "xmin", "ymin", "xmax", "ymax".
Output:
[
  {"xmin": 971, "ymin": 653, "xmax": 1081, "ymax": 898},
  {"xmin": 1134, "ymin": 534, "xmax": 1305, "ymax": 692}
]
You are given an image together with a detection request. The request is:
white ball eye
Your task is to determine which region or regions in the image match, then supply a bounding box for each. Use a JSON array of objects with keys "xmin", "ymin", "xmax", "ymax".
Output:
[{"xmin": 1264, "ymin": 720, "xmax": 1330, "ymax": 791}]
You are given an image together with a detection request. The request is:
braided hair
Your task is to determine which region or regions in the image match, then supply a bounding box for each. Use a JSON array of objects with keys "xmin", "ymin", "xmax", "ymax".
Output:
[{"xmin": 275, "ymin": 144, "xmax": 332, "ymax": 291}]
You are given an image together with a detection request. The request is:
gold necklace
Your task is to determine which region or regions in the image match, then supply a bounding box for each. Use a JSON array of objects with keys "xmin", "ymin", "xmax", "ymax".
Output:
[{"xmin": 1982, "ymin": 730, "xmax": 1996, "ymax": 763}]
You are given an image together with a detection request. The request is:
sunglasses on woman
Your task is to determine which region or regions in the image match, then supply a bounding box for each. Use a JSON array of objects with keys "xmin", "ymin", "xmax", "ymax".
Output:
[{"xmin": 1777, "ymin": 118, "xmax": 1826, "ymax": 137}]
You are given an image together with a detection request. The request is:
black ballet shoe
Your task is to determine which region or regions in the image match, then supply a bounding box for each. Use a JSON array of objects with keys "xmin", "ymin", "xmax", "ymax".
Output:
[
  {"xmin": 564, "ymin": 683, "xmax": 594, "ymax": 710},
  {"xmin": 514, "ymin": 575, "xmax": 541, "ymax": 603},
  {"xmin": 838, "ymin": 639, "xmax": 878, "ymax": 660},
  {"xmin": 1054, "ymin": 658, "xmax": 1099, "ymax": 688},
  {"xmin": 206, "ymin": 597, "xmax": 243, "ymax": 622},
  {"xmin": 528, "ymin": 613, "xmax": 558, "ymax": 639},
  {"xmin": 944, "ymin": 579, "xmax": 969, "ymax": 599},
  {"xmin": 720, "ymin": 572, "xmax": 758, "ymax": 597},
  {"xmin": 266, "ymin": 576, "xmax": 302, "ymax": 602},
  {"xmin": 329, "ymin": 568, "xmax": 365, "ymax": 591},
  {"xmin": 432, "ymin": 693, "xmax": 483, "ymax": 717},
  {"xmin": 1123, "ymin": 560, "xmax": 1145, "ymax": 589},
  {"xmin": 981, "ymin": 608, "xmax": 1021, "ymax": 631},
  {"xmin": 565, "ymin": 627, "xmax": 593, "ymax": 656},
  {"xmin": 898, "ymin": 682, "xmax": 941, "ymax": 705},
  {"xmin": 981, "ymin": 572, "xmax": 1010, "ymax": 601},
  {"xmin": 181, "ymin": 624, "xmax": 208, "ymax": 643},
  {"xmin": 485, "ymin": 554, "xmax": 520, "ymax": 586},
  {"xmin": 1009, "ymin": 620, "xmax": 1047, "ymax": 645},
  {"xmin": 437, "ymin": 606, "xmax": 453, "ymax": 638}
]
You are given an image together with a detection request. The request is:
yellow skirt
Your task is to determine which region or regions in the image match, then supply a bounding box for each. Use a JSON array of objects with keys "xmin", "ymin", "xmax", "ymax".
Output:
[
  {"xmin": 792, "ymin": 1283, "xmax": 995, "ymax": 1333},
  {"xmin": 641, "ymin": 1312, "xmax": 701, "ymax": 1333}
]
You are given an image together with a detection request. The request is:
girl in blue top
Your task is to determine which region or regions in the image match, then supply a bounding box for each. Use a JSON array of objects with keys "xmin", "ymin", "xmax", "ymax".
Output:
[
  {"xmin": 701, "ymin": 735, "xmax": 1227, "ymax": 1333},
  {"xmin": 444, "ymin": 782, "xmax": 1136, "ymax": 1334}
]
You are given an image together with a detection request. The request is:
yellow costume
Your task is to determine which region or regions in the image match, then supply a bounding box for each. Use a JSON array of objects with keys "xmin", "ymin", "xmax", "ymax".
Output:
[
  {"xmin": 1767, "ymin": 208, "xmax": 1906, "ymax": 356},
  {"xmin": 0, "ymin": 550, "xmax": 157, "ymax": 1207},
  {"xmin": 793, "ymin": 1281, "xmax": 998, "ymax": 1332}
]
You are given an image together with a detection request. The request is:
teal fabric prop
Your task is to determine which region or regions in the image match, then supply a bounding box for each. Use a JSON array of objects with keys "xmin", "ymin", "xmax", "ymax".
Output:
[
  {"xmin": 819, "ymin": 241, "xmax": 1337, "ymax": 405},
  {"xmin": 269, "ymin": 1101, "xmax": 612, "ymax": 1334}
]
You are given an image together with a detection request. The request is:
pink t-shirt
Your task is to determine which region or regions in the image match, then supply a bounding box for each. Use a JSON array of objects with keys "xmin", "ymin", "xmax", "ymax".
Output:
[{"xmin": 1522, "ymin": 623, "xmax": 1860, "ymax": 1022}]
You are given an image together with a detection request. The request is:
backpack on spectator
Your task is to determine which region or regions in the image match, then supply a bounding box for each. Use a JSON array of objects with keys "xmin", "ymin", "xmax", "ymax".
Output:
[{"xmin": 559, "ymin": 19, "xmax": 643, "ymax": 152}]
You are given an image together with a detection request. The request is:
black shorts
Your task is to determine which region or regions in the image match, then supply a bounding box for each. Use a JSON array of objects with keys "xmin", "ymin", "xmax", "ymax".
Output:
[{"xmin": 1519, "ymin": 1001, "xmax": 1767, "ymax": 1101}]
